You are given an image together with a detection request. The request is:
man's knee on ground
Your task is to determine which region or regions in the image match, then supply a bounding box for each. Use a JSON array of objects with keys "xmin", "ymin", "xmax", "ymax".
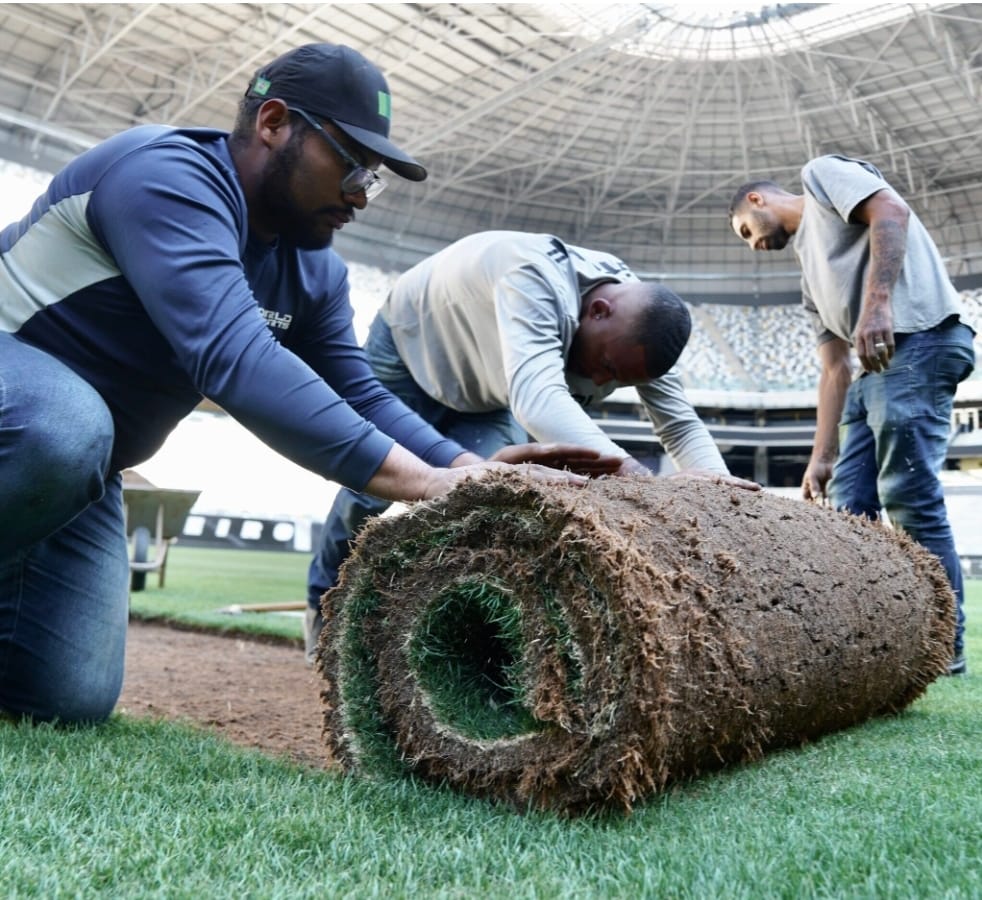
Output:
[{"xmin": 0, "ymin": 666, "xmax": 120, "ymax": 725}]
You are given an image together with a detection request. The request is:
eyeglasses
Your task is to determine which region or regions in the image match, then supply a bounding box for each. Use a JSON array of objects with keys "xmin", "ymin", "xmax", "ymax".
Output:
[{"xmin": 287, "ymin": 106, "xmax": 387, "ymax": 201}]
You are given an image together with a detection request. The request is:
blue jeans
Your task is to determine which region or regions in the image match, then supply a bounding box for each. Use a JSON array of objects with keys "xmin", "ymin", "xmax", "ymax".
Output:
[
  {"xmin": 830, "ymin": 319, "xmax": 976, "ymax": 657},
  {"xmin": 307, "ymin": 314, "xmax": 527, "ymax": 606},
  {"xmin": 0, "ymin": 334, "xmax": 128, "ymax": 722}
]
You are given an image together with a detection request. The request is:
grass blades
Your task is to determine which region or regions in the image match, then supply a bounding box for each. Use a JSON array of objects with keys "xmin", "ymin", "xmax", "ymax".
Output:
[
  {"xmin": 2, "ymin": 546, "xmax": 979, "ymax": 897},
  {"xmin": 127, "ymin": 546, "xmax": 309, "ymax": 642},
  {"xmin": 409, "ymin": 579, "xmax": 540, "ymax": 740}
]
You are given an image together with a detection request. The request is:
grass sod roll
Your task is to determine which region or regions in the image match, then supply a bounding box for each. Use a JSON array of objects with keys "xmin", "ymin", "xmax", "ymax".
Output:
[{"xmin": 317, "ymin": 473, "xmax": 955, "ymax": 816}]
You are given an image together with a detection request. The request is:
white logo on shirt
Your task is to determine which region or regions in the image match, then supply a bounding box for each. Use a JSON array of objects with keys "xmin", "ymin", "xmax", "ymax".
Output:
[{"xmin": 259, "ymin": 308, "xmax": 292, "ymax": 330}]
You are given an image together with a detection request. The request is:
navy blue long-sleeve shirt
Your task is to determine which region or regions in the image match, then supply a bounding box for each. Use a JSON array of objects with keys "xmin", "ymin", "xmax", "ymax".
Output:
[{"xmin": 0, "ymin": 125, "xmax": 464, "ymax": 490}]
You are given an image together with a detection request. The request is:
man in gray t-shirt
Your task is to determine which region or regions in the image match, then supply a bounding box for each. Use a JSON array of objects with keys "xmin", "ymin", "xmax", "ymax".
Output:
[
  {"xmin": 304, "ymin": 230, "xmax": 756, "ymax": 663},
  {"xmin": 728, "ymin": 155, "xmax": 976, "ymax": 676}
]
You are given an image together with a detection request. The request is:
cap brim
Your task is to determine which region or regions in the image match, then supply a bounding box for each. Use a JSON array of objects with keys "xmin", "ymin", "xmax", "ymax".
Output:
[{"xmin": 334, "ymin": 119, "xmax": 427, "ymax": 182}]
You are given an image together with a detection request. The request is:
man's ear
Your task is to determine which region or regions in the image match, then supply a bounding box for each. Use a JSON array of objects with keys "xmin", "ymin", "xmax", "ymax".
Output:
[
  {"xmin": 747, "ymin": 190, "xmax": 766, "ymax": 209},
  {"xmin": 588, "ymin": 297, "xmax": 613, "ymax": 321},
  {"xmin": 255, "ymin": 99, "xmax": 292, "ymax": 147}
]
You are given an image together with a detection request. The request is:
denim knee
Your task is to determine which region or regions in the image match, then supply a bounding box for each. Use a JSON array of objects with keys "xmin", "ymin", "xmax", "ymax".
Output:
[
  {"xmin": 22, "ymin": 375, "xmax": 114, "ymax": 494},
  {"xmin": 6, "ymin": 664, "xmax": 122, "ymax": 724},
  {"xmin": 0, "ymin": 355, "xmax": 114, "ymax": 554}
]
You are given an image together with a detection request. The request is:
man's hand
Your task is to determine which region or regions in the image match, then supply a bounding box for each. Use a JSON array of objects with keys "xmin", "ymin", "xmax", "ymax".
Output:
[
  {"xmin": 367, "ymin": 444, "xmax": 587, "ymax": 505},
  {"xmin": 671, "ymin": 468, "xmax": 761, "ymax": 491},
  {"xmin": 489, "ymin": 442, "xmax": 624, "ymax": 476},
  {"xmin": 801, "ymin": 458, "xmax": 835, "ymax": 503},
  {"xmin": 854, "ymin": 306, "xmax": 895, "ymax": 374},
  {"xmin": 610, "ymin": 455, "xmax": 654, "ymax": 477},
  {"xmin": 422, "ymin": 460, "xmax": 588, "ymax": 500}
]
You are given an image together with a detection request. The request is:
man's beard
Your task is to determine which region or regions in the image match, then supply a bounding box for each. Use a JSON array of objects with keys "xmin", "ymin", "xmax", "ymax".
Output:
[
  {"xmin": 767, "ymin": 225, "xmax": 792, "ymax": 251},
  {"xmin": 258, "ymin": 136, "xmax": 336, "ymax": 250}
]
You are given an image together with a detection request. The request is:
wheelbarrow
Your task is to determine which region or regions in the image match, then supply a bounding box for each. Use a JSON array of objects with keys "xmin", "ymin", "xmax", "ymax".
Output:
[{"xmin": 122, "ymin": 481, "xmax": 201, "ymax": 591}]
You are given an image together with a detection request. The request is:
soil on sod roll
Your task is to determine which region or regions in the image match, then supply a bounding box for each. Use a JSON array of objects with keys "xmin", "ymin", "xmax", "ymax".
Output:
[{"xmin": 316, "ymin": 472, "xmax": 954, "ymax": 816}]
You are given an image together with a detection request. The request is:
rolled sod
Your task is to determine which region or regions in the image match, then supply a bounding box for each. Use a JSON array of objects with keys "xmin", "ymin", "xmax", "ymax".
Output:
[{"xmin": 316, "ymin": 473, "xmax": 954, "ymax": 815}]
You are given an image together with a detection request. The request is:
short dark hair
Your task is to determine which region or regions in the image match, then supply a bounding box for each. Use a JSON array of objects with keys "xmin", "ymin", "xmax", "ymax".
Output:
[
  {"xmin": 727, "ymin": 180, "xmax": 781, "ymax": 219},
  {"xmin": 634, "ymin": 283, "xmax": 692, "ymax": 379},
  {"xmin": 229, "ymin": 95, "xmax": 265, "ymax": 151}
]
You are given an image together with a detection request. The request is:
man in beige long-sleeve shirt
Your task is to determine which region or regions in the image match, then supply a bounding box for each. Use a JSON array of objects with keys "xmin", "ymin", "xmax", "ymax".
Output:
[{"xmin": 305, "ymin": 229, "xmax": 755, "ymax": 662}]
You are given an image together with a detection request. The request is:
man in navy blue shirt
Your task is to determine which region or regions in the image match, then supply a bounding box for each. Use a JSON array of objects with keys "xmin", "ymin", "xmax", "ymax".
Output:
[{"xmin": 0, "ymin": 43, "xmax": 602, "ymax": 724}]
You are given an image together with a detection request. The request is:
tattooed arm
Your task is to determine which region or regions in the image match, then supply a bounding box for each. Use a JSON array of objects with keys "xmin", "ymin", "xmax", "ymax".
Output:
[{"xmin": 850, "ymin": 189, "xmax": 910, "ymax": 372}]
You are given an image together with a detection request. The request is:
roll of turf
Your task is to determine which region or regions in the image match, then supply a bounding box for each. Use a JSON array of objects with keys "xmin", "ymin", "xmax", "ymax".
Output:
[{"xmin": 317, "ymin": 473, "xmax": 954, "ymax": 815}]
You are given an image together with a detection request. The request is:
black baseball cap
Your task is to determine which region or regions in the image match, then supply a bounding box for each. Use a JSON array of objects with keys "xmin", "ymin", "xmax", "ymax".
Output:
[{"xmin": 246, "ymin": 43, "xmax": 426, "ymax": 182}]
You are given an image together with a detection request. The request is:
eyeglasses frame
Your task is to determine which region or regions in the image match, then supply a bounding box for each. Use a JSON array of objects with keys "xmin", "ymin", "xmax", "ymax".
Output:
[{"xmin": 286, "ymin": 106, "xmax": 387, "ymax": 201}]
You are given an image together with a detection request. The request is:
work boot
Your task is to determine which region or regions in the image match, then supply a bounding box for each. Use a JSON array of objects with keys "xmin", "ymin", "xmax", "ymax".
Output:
[
  {"xmin": 946, "ymin": 652, "xmax": 967, "ymax": 677},
  {"xmin": 304, "ymin": 606, "xmax": 324, "ymax": 667}
]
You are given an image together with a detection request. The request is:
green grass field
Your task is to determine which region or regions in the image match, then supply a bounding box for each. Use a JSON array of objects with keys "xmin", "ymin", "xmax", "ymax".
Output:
[
  {"xmin": 2, "ymin": 546, "xmax": 980, "ymax": 898},
  {"xmin": 128, "ymin": 544, "xmax": 310, "ymax": 642}
]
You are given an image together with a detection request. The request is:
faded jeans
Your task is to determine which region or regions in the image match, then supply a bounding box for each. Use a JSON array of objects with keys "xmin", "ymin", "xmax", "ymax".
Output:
[
  {"xmin": 307, "ymin": 314, "xmax": 526, "ymax": 607},
  {"xmin": 0, "ymin": 333, "xmax": 128, "ymax": 722},
  {"xmin": 830, "ymin": 319, "xmax": 976, "ymax": 658}
]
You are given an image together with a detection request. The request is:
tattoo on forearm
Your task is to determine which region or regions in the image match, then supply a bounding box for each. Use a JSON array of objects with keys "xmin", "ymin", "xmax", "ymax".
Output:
[{"xmin": 869, "ymin": 219, "xmax": 906, "ymax": 290}]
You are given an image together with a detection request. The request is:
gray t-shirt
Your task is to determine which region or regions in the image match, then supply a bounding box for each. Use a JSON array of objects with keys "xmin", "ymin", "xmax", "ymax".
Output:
[
  {"xmin": 381, "ymin": 230, "xmax": 726, "ymax": 472},
  {"xmin": 794, "ymin": 155, "xmax": 963, "ymax": 344}
]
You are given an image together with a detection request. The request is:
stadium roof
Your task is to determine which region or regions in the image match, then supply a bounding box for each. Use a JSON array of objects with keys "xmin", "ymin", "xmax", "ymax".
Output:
[{"xmin": 2, "ymin": 2, "xmax": 982, "ymax": 295}]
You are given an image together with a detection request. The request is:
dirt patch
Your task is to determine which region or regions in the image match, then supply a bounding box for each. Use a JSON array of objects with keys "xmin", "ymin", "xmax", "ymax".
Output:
[{"xmin": 118, "ymin": 620, "xmax": 332, "ymax": 770}]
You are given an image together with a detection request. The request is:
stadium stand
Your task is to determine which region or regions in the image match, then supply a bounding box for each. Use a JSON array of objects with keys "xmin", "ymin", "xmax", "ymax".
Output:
[
  {"xmin": 343, "ymin": 262, "xmax": 982, "ymax": 394},
  {"xmin": 682, "ymin": 303, "xmax": 819, "ymax": 392},
  {"xmin": 960, "ymin": 289, "xmax": 982, "ymax": 346}
]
